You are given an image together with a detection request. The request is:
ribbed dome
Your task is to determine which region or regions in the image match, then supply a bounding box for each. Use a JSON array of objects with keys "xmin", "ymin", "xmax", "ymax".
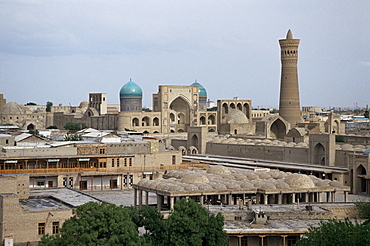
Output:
[
  {"xmin": 0, "ymin": 102, "xmax": 24, "ymax": 114},
  {"xmin": 120, "ymin": 80, "xmax": 142, "ymax": 98},
  {"xmin": 190, "ymin": 80, "xmax": 207, "ymax": 97}
]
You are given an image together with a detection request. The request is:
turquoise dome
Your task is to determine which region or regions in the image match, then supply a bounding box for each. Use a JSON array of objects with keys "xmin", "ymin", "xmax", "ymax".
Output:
[
  {"xmin": 190, "ymin": 81, "xmax": 207, "ymax": 97},
  {"xmin": 120, "ymin": 80, "xmax": 143, "ymax": 97}
]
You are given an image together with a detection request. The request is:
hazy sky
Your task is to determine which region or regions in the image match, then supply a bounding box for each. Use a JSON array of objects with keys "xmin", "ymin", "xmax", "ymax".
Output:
[{"xmin": 0, "ymin": 0, "xmax": 369, "ymax": 109}]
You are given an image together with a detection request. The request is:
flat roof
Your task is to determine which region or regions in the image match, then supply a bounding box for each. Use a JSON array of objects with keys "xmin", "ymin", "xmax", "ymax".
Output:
[
  {"xmin": 184, "ymin": 155, "xmax": 349, "ymax": 174},
  {"xmin": 29, "ymin": 188, "xmax": 102, "ymax": 208}
]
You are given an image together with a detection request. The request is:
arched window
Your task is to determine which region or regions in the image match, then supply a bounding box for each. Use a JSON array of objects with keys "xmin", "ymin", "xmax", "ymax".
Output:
[{"xmin": 132, "ymin": 118, "xmax": 139, "ymax": 126}]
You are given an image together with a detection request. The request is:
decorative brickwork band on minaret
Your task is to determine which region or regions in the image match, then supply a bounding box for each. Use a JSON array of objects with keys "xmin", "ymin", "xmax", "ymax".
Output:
[{"xmin": 279, "ymin": 29, "xmax": 302, "ymax": 127}]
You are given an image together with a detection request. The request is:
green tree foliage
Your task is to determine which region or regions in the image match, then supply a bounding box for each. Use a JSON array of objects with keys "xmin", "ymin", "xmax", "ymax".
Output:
[
  {"xmin": 167, "ymin": 198, "xmax": 209, "ymax": 245},
  {"xmin": 46, "ymin": 101, "xmax": 53, "ymax": 112},
  {"xmin": 140, "ymin": 199, "xmax": 228, "ymax": 246},
  {"xmin": 46, "ymin": 125, "xmax": 58, "ymax": 129},
  {"xmin": 63, "ymin": 122, "xmax": 87, "ymax": 131},
  {"xmin": 207, "ymin": 107, "xmax": 218, "ymax": 111},
  {"xmin": 39, "ymin": 202, "xmax": 142, "ymax": 246},
  {"xmin": 295, "ymin": 218, "xmax": 370, "ymax": 246},
  {"xmin": 28, "ymin": 129, "xmax": 39, "ymax": 136},
  {"xmin": 355, "ymin": 200, "xmax": 370, "ymax": 222},
  {"xmin": 63, "ymin": 134, "xmax": 83, "ymax": 141},
  {"xmin": 25, "ymin": 102, "xmax": 37, "ymax": 105},
  {"xmin": 139, "ymin": 206, "xmax": 166, "ymax": 246},
  {"xmin": 364, "ymin": 110, "xmax": 369, "ymax": 118}
]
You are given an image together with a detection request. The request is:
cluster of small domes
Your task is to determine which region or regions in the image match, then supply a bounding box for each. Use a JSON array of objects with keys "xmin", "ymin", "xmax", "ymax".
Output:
[{"xmin": 137, "ymin": 165, "xmax": 344, "ymax": 192}]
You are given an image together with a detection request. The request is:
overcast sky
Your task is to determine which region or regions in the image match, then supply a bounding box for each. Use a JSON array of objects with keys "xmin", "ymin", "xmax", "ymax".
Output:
[{"xmin": 0, "ymin": 0, "xmax": 369, "ymax": 109}]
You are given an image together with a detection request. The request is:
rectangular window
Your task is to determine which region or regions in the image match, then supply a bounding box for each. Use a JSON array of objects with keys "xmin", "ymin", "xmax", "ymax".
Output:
[
  {"xmin": 112, "ymin": 159, "xmax": 115, "ymax": 167},
  {"xmin": 129, "ymin": 158, "xmax": 132, "ymax": 167},
  {"xmin": 124, "ymin": 158, "xmax": 127, "ymax": 167},
  {"xmin": 172, "ymin": 155, "xmax": 176, "ymax": 165},
  {"xmin": 38, "ymin": 223, "xmax": 45, "ymax": 235},
  {"xmin": 52, "ymin": 222, "xmax": 59, "ymax": 234},
  {"xmin": 116, "ymin": 159, "xmax": 120, "ymax": 167},
  {"xmin": 37, "ymin": 181, "xmax": 45, "ymax": 186}
]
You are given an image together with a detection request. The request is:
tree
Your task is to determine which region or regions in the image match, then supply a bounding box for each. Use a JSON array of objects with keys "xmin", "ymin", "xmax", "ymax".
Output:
[
  {"xmin": 139, "ymin": 206, "xmax": 166, "ymax": 246},
  {"xmin": 39, "ymin": 202, "xmax": 143, "ymax": 246},
  {"xmin": 63, "ymin": 134, "xmax": 83, "ymax": 141},
  {"xmin": 142, "ymin": 198, "xmax": 228, "ymax": 246},
  {"xmin": 46, "ymin": 125, "xmax": 58, "ymax": 129},
  {"xmin": 46, "ymin": 101, "xmax": 53, "ymax": 112},
  {"xmin": 355, "ymin": 200, "xmax": 370, "ymax": 222},
  {"xmin": 25, "ymin": 102, "xmax": 37, "ymax": 105},
  {"xmin": 63, "ymin": 122, "xmax": 87, "ymax": 131},
  {"xmin": 295, "ymin": 218, "xmax": 370, "ymax": 246},
  {"xmin": 364, "ymin": 110, "xmax": 369, "ymax": 118}
]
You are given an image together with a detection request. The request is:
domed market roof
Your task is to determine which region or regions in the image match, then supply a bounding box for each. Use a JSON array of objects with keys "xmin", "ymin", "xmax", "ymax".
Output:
[
  {"xmin": 0, "ymin": 102, "xmax": 24, "ymax": 114},
  {"xmin": 190, "ymin": 80, "xmax": 207, "ymax": 97},
  {"xmin": 227, "ymin": 109, "xmax": 249, "ymax": 124},
  {"xmin": 120, "ymin": 79, "xmax": 142, "ymax": 98}
]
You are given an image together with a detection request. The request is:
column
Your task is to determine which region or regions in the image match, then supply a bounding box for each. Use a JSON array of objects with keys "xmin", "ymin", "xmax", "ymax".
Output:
[
  {"xmin": 305, "ymin": 193, "xmax": 309, "ymax": 202},
  {"xmin": 134, "ymin": 189, "xmax": 137, "ymax": 208},
  {"xmin": 256, "ymin": 194, "xmax": 260, "ymax": 204},
  {"xmin": 264, "ymin": 194, "xmax": 268, "ymax": 205},
  {"xmin": 317, "ymin": 192, "xmax": 323, "ymax": 203},
  {"xmin": 278, "ymin": 193, "xmax": 283, "ymax": 204},
  {"xmin": 200, "ymin": 195, "xmax": 204, "ymax": 205},
  {"xmin": 292, "ymin": 193, "xmax": 296, "ymax": 204},
  {"xmin": 259, "ymin": 235, "xmax": 266, "ymax": 246},
  {"xmin": 139, "ymin": 190, "xmax": 143, "ymax": 208},
  {"xmin": 344, "ymin": 191, "xmax": 348, "ymax": 202},
  {"xmin": 157, "ymin": 194, "xmax": 163, "ymax": 211},
  {"xmin": 237, "ymin": 235, "xmax": 243, "ymax": 246},
  {"xmin": 326, "ymin": 192, "xmax": 330, "ymax": 202},
  {"xmin": 331, "ymin": 191, "xmax": 335, "ymax": 202},
  {"xmin": 281, "ymin": 235, "xmax": 288, "ymax": 246},
  {"xmin": 170, "ymin": 196, "xmax": 175, "ymax": 210},
  {"xmin": 145, "ymin": 191, "xmax": 149, "ymax": 205},
  {"xmin": 229, "ymin": 194, "xmax": 234, "ymax": 205}
]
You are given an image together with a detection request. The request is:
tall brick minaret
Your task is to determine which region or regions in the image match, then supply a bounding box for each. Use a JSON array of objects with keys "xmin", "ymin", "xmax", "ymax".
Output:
[{"xmin": 279, "ymin": 29, "xmax": 301, "ymax": 126}]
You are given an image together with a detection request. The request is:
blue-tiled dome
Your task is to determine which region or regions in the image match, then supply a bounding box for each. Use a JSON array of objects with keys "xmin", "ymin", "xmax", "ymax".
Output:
[
  {"xmin": 190, "ymin": 80, "xmax": 207, "ymax": 97},
  {"xmin": 120, "ymin": 80, "xmax": 142, "ymax": 98}
]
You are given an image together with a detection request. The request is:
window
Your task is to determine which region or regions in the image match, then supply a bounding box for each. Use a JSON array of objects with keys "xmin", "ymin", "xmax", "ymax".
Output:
[
  {"xmin": 38, "ymin": 223, "xmax": 45, "ymax": 235},
  {"xmin": 129, "ymin": 158, "xmax": 132, "ymax": 167},
  {"xmin": 124, "ymin": 158, "xmax": 127, "ymax": 167},
  {"xmin": 100, "ymin": 148, "xmax": 105, "ymax": 154},
  {"xmin": 112, "ymin": 159, "xmax": 115, "ymax": 167},
  {"xmin": 116, "ymin": 158, "xmax": 120, "ymax": 167},
  {"xmin": 37, "ymin": 181, "xmax": 45, "ymax": 186},
  {"xmin": 172, "ymin": 155, "xmax": 176, "ymax": 165},
  {"xmin": 52, "ymin": 222, "xmax": 59, "ymax": 234}
]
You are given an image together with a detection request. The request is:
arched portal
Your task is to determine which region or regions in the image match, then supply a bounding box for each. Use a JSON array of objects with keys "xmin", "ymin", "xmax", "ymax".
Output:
[
  {"xmin": 313, "ymin": 143, "xmax": 325, "ymax": 165},
  {"xmin": 142, "ymin": 117, "xmax": 150, "ymax": 126},
  {"xmin": 269, "ymin": 119, "xmax": 286, "ymax": 139},
  {"xmin": 153, "ymin": 117, "xmax": 159, "ymax": 126},
  {"xmin": 27, "ymin": 124, "xmax": 35, "ymax": 130},
  {"xmin": 191, "ymin": 134, "xmax": 199, "ymax": 150},
  {"xmin": 222, "ymin": 103, "xmax": 228, "ymax": 115},
  {"xmin": 132, "ymin": 118, "xmax": 139, "ymax": 126},
  {"xmin": 332, "ymin": 120, "xmax": 340, "ymax": 134},
  {"xmin": 208, "ymin": 115, "xmax": 215, "ymax": 125},
  {"xmin": 356, "ymin": 165, "xmax": 367, "ymax": 193},
  {"xmin": 243, "ymin": 103, "xmax": 250, "ymax": 119},
  {"xmin": 200, "ymin": 116, "xmax": 206, "ymax": 125},
  {"xmin": 170, "ymin": 97, "xmax": 190, "ymax": 126}
]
